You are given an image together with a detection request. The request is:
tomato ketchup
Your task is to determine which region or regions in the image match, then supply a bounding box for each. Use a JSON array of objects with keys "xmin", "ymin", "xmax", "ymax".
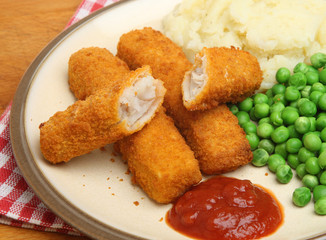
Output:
[{"xmin": 167, "ymin": 176, "xmax": 283, "ymax": 240}]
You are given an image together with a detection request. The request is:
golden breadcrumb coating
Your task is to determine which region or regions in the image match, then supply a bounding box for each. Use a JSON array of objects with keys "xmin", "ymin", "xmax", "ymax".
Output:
[
  {"xmin": 185, "ymin": 104, "xmax": 253, "ymax": 174},
  {"xmin": 68, "ymin": 47, "xmax": 130, "ymax": 100},
  {"xmin": 115, "ymin": 108, "xmax": 202, "ymax": 203},
  {"xmin": 117, "ymin": 28, "xmax": 193, "ymax": 122},
  {"xmin": 117, "ymin": 27, "xmax": 252, "ymax": 174},
  {"xmin": 183, "ymin": 47, "xmax": 263, "ymax": 111},
  {"xmin": 40, "ymin": 87, "xmax": 127, "ymax": 164},
  {"xmin": 40, "ymin": 66, "xmax": 165, "ymax": 164}
]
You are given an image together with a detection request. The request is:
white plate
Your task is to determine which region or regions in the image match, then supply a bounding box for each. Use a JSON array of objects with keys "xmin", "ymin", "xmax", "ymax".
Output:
[{"xmin": 10, "ymin": 0, "xmax": 326, "ymax": 239}]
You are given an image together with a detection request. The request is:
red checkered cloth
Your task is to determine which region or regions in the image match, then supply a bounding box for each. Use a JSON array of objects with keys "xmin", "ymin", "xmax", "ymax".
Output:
[{"xmin": 0, "ymin": 0, "xmax": 120, "ymax": 235}]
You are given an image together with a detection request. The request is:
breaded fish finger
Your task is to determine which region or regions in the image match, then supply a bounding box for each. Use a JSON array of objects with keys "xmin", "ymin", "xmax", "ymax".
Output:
[
  {"xmin": 186, "ymin": 104, "xmax": 252, "ymax": 174},
  {"xmin": 68, "ymin": 47, "xmax": 130, "ymax": 100},
  {"xmin": 117, "ymin": 28, "xmax": 193, "ymax": 128},
  {"xmin": 115, "ymin": 108, "xmax": 202, "ymax": 203},
  {"xmin": 40, "ymin": 66, "xmax": 165, "ymax": 164},
  {"xmin": 68, "ymin": 47, "xmax": 202, "ymax": 203},
  {"xmin": 182, "ymin": 47, "xmax": 263, "ymax": 111},
  {"xmin": 117, "ymin": 27, "xmax": 252, "ymax": 174}
]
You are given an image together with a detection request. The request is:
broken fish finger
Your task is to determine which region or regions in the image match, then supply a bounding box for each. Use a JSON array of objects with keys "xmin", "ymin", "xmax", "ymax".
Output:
[
  {"xmin": 182, "ymin": 47, "xmax": 263, "ymax": 111},
  {"xmin": 40, "ymin": 65, "xmax": 165, "ymax": 164}
]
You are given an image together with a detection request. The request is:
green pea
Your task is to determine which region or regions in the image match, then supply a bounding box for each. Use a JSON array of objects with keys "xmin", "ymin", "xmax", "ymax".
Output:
[
  {"xmin": 296, "ymin": 163, "xmax": 307, "ymax": 179},
  {"xmin": 229, "ymin": 104, "xmax": 239, "ymax": 115},
  {"xmin": 249, "ymin": 107, "xmax": 258, "ymax": 121},
  {"xmin": 319, "ymin": 143, "xmax": 326, "ymax": 155},
  {"xmin": 273, "ymin": 93, "xmax": 287, "ymax": 105},
  {"xmin": 271, "ymin": 126, "xmax": 290, "ymax": 144},
  {"xmin": 306, "ymin": 71, "xmax": 320, "ymax": 85},
  {"xmin": 309, "ymin": 91, "xmax": 323, "ymax": 105},
  {"xmin": 297, "ymin": 98, "xmax": 310, "ymax": 108},
  {"xmin": 285, "ymin": 86, "xmax": 301, "ymax": 102},
  {"xmin": 276, "ymin": 67, "xmax": 291, "ymax": 84},
  {"xmin": 319, "ymin": 68, "xmax": 326, "ymax": 85},
  {"xmin": 309, "ymin": 117, "xmax": 316, "ymax": 132},
  {"xmin": 242, "ymin": 121, "xmax": 257, "ymax": 134},
  {"xmin": 258, "ymin": 139, "xmax": 275, "ymax": 155},
  {"xmin": 281, "ymin": 107, "xmax": 299, "ymax": 125},
  {"xmin": 258, "ymin": 117, "xmax": 271, "ymax": 125},
  {"xmin": 276, "ymin": 165, "xmax": 293, "ymax": 184},
  {"xmin": 294, "ymin": 62, "xmax": 310, "ymax": 74},
  {"xmin": 286, "ymin": 138, "xmax": 302, "ymax": 153},
  {"xmin": 272, "ymin": 84, "xmax": 286, "ymax": 95},
  {"xmin": 303, "ymin": 131, "xmax": 321, "ymax": 142},
  {"xmin": 298, "ymin": 147, "xmax": 315, "ymax": 163},
  {"xmin": 289, "ymin": 72, "xmax": 307, "ymax": 90},
  {"xmin": 310, "ymin": 52, "xmax": 326, "ymax": 69},
  {"xmin": 275, "ymin": 143, "xmax": 288, "ymax": 159},
  {"xmin": 305, "ymin": 157, "xmax": 321, "ymax": 175},
  {"xmin": 238, "ymin": 97, "xmax": 253, "ymax": 112},
  {"xmin": 307, "ymin": 65, "xmax": 320, "ymax": 74},
  {"xmin": 270, "ymin": 102, "xmax": 285, "ymax": 113},
  {"xmin": 301, "ymin": 85, "xmax": 311, "ymax": 98},
  {"xmin": 302, "ymin": 174, "xmax": 319, "ymax": 190},
  {"xmin": 252, "ymin": 148, "xmax": 269, "ymax": 167},
  {"xmin": 315, "ymin": 197, "xmax": 326, "ymax": 215},
  {"xmin": 303, "ymin": 133, "xmax": 322, "ymax": 152},
  {"xmin": 318, "ymin": 151, "xmax": 326, "ymax": 169},
  {"xmin": 254, "ymin": 103, "xmax": 270, "ymax": 119},
  {"xmin": 295, "ymin": 117, "xmax": 311, "ymax": 134},
  {"xmin": 257, "ymin": 123, "xmax": 274, "ymax": 139},
  {"xmin": 313, "ymin": 185, "xmax": 326, "ymax": 202},
  {"xmin": 236, "ymin": 111, "xmax": 250, "ymax": 126},
  {"xmin": 320, "ymin": 171, "xmax": 326, "ymax": 185},
  {"xmin": 246, "ymin": 133, "xmax": 260, "ymax": 150},
  {"xmin": 270, "ymin": 111, "xmax": 283, "ymax": 126},
  {"xmin": 318, "ymin": 93, "xmax": 326, "ymax": 111},
  {"xmin": 316, "ymin": 116, "xmax": 326, "ymax": 131},
  {"xmin": 287, "ymin": 154, "xmax": 300, "ymax": 169},
  {"xmin": 312, "ymin": 82, "xmax": 326, "ymax": 93},
  {"xmin": 298, "ymin": 100, "xmax": 317, "ymax": 117},
  {"xmin": 254, "ymin": 93, "xmax": 269, "ymax": 105},
  {"xmin": 320, "ymin": 128, "xmax": 326, "ymax": 142},
  {"xmin": 287, "ymin": 125, "xmax": 301, "ymax": 138},
  {"xmin": 268, "ymin": 154, "xmax": 286, "ymax": 173},
  {"xmin": 301, "ymin": 85, "xmax": 312, "ymax": 93},
  {"xmin": 292, "ymin": 187, "xmax": 311, "ymax": 207}
]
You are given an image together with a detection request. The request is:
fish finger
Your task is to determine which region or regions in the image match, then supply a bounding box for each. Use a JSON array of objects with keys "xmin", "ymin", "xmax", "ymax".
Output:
[
  {"xmin": 115, "ymin": 108, "xmax": 201, "ymax": 203},
  {"xmin": 68, "ymin": 47, "xmax": 130, "ymax": 100},
  {"xmin": 182, "ymin": 46, "xmax": 262, "ymax": 111}
]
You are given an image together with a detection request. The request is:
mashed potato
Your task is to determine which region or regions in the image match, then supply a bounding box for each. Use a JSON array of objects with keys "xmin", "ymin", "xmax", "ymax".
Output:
[{"xmin": 163, "ymin": 0, "xmax": 326, "ymax": 90}]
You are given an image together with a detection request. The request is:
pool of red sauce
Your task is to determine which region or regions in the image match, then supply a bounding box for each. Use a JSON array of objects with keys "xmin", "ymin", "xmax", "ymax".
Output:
[{"xmin": 166, "ymin": 176, "xmax": 283, "ymax": 240}]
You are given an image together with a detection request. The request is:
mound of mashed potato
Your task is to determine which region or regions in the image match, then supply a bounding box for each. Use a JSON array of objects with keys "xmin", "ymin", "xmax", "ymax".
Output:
[{"xmin": 163, "ymin": 0, "xmax": 326, "ymax": 90}]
